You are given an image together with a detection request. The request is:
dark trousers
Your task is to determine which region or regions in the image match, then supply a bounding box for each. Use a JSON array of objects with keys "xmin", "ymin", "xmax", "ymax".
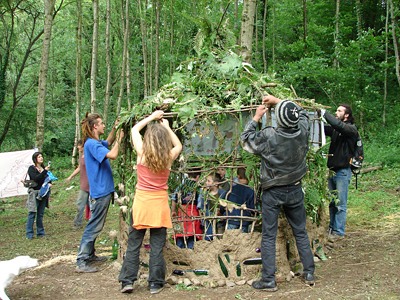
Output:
[
  {"xmin": 119, "ymin": 226, "xmax": 167, "ymax": 287},
  {"xmin": 261, "ymin": 183, "xmax": 315, "ymax": 282}
]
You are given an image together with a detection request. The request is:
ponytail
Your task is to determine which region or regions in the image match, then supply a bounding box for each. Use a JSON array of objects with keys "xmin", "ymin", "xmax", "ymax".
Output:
[{"xmin": 81, "ymin": 112, "xmax": 101, "ymax": 144}]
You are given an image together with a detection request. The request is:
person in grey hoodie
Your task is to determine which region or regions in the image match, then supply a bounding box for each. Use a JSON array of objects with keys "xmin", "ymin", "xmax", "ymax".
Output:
[{"xmin": 241, "ymin": 95, "xmax": 315, "ymax": 292}]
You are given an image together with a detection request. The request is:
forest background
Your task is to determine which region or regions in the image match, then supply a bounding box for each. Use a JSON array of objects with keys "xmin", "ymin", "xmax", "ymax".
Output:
[{"xmin": 0, "ymin": 0, "xmax": 399, "ymax": 169}]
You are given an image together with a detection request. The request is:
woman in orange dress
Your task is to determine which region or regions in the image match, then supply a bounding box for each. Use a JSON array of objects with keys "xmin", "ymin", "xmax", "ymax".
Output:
[{"xmin": 118, "ymin": 110, "xmax": 182, "ymax": 295}]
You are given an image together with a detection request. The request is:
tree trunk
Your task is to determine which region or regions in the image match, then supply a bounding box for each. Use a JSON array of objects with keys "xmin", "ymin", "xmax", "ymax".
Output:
[
  {"xmin": 333, "ymin": 0, "xmax": 340, "ymax": 69},
  {"xmin": 149, "ymin": 3, "xmax": 153, "ymax": 94},
  {"xmin": 272, "ymin": 4, "xmax": 275, "ymax": 72},
  {"xmin": 35, "ymin": 0, "xmax": 56, "ymax": 150},
  {"xmin": 356, "ymin": 0, "xmax": 362, "ymax": 39},
  {"xmin": 303, "ymin": 0, "xmax": 307, "ymax": 52},
  {"xmin": 139, "ymin": 0, "xmax": 148, "ymax": 98},
  {"xmin": 383, "ymin": 0, "xmax": 389, "ymax": 126},
  {"xmin": 104, "ymin": 0, "xmax": 112, "ymax": 127},
  {"xmin": 72, "ymin": 0, "xmax": 82, "ymax": 167},
  {"xmin": 262, "ymin": 0, "xmax": 268, "ymax": 73},
  {"xmin": 126, "ymin": 45, "xmax": 132, "ymax": 111},
  {"xmin": 234, "ymin": 0, "xmax": 239, "ymax": 46},
  {"xmin": 389, "ymin": 0, "xmax": 400, "ymax": 87},
  {"xmin": 240, "ymin": 0, "xmax": 257, "ymax": 63},
  {"xmin": 169, "ymin": 0, "xmax": 174, "ymax": 77},
  {"xmin": 154, "ymin": 0, "xmax": 161, "ymax": 91},
  {"xmin": 254, "ymin": 1, "xmax": 258, "ymax": 65},
  {"xmin": 90, "ymin": 0, "xmax": 99, "ymax": 113},
  {"xmin": 117, "ymin": 0, "xmax": 129, "ymax": 116}
]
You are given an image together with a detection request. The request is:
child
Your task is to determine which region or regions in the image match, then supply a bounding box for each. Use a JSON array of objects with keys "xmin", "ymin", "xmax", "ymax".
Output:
[
  {"xmin": 171, "ymin": 171, "xmax": 203, "ymax": 249},
  {"xmin": 199, "ymin": 172, "xmax": 224, "ymax": 241}
]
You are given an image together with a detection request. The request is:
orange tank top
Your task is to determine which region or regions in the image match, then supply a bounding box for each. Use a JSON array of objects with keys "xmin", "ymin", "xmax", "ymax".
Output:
[{"xmin": 136, "ymin": 163, "xmax": 170, "ymax": 191}]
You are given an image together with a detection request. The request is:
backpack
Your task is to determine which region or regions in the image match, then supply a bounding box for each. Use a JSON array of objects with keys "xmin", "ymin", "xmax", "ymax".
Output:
[{"xmin": 350, "ymin": 132, "xmax": 364, "ymax": 174}]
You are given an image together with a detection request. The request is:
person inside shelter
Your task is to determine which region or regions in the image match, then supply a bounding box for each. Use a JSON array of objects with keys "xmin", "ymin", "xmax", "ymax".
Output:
[{"xmin": 219, "ymin": 167, "xmax": 255, "ymax": 233}]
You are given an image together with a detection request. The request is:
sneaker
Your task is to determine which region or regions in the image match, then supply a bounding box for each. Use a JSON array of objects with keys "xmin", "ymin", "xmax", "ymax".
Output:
[
  {"xmin": 38, "ymin": 234, "xmax": 51, "ymax": 238},
  {"xmin": 121, "ymin": 284, "xmax": 134, "ymax": 293},
  {"xmin": 328, "ymin": 233, "xmax": 343, "ymax": 242},
  {"xmin": 75, "ymin": 263, "xmax": 98, "ymax": 273},
  {"xmin": 88, "ymin": 255, "xmax": 107, "ymax": 262},
  {"xmin": 149, "ymin": 284, "xmax": 164, "ymax": 294},
  {"xmin": 71, "ymin": 225, "xmax": 82, "ymax": 230},
  {"xmin": 252, "ymin": 280, "xmax": 278, "ymax": 292},
  {"xmin": 27, "ymin": 236, "xmax": 33, "ymax": 240},
  {"xmin": 302, "ymin": 273, "xmax": 315, "ymax": 285}
]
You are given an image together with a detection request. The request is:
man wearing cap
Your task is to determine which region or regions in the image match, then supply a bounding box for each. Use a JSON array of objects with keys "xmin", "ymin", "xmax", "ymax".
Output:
[{"xmin": 241, "ymin": 95, "xmax": 315, "ymax": 292}]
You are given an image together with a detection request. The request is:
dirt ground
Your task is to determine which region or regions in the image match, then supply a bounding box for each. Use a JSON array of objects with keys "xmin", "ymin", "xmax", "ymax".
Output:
[
  {"xmin": 5, "ymin": 223, "xmax": 400, "ymax": 299},
  {"xmin": 2, "ymin": 183, "xmax": 400, "ymax": 300}
]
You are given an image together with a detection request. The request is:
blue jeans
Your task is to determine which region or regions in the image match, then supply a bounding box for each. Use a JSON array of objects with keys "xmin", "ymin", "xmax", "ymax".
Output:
[
  {"xmin": 119, "ymin": 226, "xmax": 167, "ymax": 287},
  {"xmin": 176, "ymin": 236, "xmax": 195, "ymax": 249},
  {"xmin": 261, "ymin": 183, "xmax": 315, "ymax": 282},
  {"xmin": 73, "ymin": 190, "xmax": 90, "ymax": 226},
  {"xmin": 77, "ymin": 193, "xmax": 111, "ymax": 265},
  {"xmin": 227, "ymin": 223, "xmax": 249, "ymax": 233},
  {"xmin": 328, "ymin": 168, "xmax": 352, "ymax": 236},
  {"xmin": 26, "ymin": 196, "xmax": 48, "ymax": 238}
]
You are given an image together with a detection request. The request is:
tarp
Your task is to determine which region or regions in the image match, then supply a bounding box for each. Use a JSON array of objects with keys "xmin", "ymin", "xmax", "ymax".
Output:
[{"xmin": 0, "ymin": 149, "xmax": 36, "ymax": 198}]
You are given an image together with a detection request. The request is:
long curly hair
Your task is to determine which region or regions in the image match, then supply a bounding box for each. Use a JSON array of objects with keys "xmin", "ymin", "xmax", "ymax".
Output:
[
  {"xmin": 81, "ymin": 112, "xmax": 101, "ymax": 143},
  {"xmin": 142, "ymin": 123, "xmax": 172, "ymax": 174}
]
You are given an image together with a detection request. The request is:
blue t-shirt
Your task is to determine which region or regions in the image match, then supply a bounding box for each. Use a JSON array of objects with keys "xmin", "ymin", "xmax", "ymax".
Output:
[
  {"xmin": 220, "ymin": 185, "xmax": 255, "ymax": 226},
  {"xmin": 84, "ymin": 138, "xmax": 114, "ymax": 199}
]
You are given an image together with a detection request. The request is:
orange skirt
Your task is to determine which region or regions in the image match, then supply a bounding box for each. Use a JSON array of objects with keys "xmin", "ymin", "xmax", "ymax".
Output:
[{"xmin": 132, "ymin": 189, "xmax": 172, "ymax": 230}]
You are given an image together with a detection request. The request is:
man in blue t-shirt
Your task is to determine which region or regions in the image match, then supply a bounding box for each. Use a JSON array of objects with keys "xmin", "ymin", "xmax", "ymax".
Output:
[
  {"xmin": 219, "ymin": 168, "xmax": 255, "ymax": 233},
  {"xmin": 76, "ymin": 113, "xmax": 124, "ymax": 273}
]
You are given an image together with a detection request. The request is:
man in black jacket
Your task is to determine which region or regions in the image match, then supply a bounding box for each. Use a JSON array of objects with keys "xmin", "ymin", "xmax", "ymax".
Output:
[
  {"xmin": 322, "ymin": 104, "xmax": 358, "ymax": 241},
  {"xmin": 241, "ymin": 95, "xmax": 315, "ymax": 292}
]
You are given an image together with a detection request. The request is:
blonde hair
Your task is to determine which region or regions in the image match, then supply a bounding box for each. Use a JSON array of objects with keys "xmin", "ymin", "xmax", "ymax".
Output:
[
  {"xmin": 143, "ymin": 123, "xmax": 172, "ymax": 174},
  {"xmin": 81, "ymin": 112, "xmax": 101, "ymax": 143}
]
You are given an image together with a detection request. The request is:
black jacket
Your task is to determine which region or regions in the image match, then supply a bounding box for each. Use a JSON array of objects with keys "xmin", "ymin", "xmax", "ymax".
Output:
[
  {"xmin": 240, "ymin": 107, "xmax": 310, "ymax": 190},
  {"xmin": 323, "ymin": 111, "xmax": 358, "ymax": 171},
  {"xmin": 28, "ymin": 165, "xmax": 48, "ymax": 190}
]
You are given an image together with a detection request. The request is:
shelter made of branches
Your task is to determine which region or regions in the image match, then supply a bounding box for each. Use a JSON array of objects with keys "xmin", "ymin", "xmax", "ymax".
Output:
[{"xmin": 114, "ymin": 49, "xmax": 330, "ymax": 283}]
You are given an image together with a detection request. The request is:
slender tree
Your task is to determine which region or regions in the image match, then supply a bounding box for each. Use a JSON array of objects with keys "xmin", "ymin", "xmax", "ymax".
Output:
[
  {"xmin": 35, "ymin": 0, "xmax": 56, "ymax": 149},
  {"xmin": 240, "ymin": 0, "xmax": 257, "ymax": 63},
  {"xmin": 138, "ymin": 0, "xmax": 148, "ymax": 97},
  {"xmin": 262, "ymin": 0, "xmax": 268, "ymax": 73},
  {"xmin": 104, "ymin": 0, "xmax": 112, "ymax": 127},
  {"xmin": 333, "ymin": 0, "xmax": 340, "ymax": 69},
  {"xmin": 154, "ymin": 0, "xmax": 161, "ymax": 91},
  {"xmin": 389, "ymin": 0, "xmax": 400, "ymax": 87},
  {"xmin": 303, "ymin": 0, "xmax": 307, "ymax": 52},
  {"xmin": 169, "ymin": 0, "xmax": 174, "ymax": 76},
  {"xmin": 383, "ymin": 0, "xmax": 389, "ymax": 125},
  {"xmin": 0, "ymin": 6, "xmax": 44, "ymax": 150},
  {"xmin": 117, "ymin": 0, "xmax": 129, "ymax": 116},
  {"xmin": 90, "ymin": 0, "xmax": 99, "ymax": 113},
  {"xmin": 72, "ymin": 0, "xmax": 83, "ymax": 166}
]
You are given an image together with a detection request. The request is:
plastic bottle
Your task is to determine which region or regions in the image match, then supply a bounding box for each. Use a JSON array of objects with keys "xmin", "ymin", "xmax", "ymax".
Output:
[{"xmin": 112, "ymin": 238, "xmax": 119, "ymax": 259}]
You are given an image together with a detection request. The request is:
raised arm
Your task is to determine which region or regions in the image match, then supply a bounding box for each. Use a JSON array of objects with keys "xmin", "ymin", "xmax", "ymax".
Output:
[
  {"xmin": 106, "ymin": 118, "xmax": 120, "ymax": 145},
  {"xmin": 160, "ymin": 118, "xmax": 182, "ymax": 162},
  {"xmin": 131, "ymin": 111, "xmax": 164, "ymax": 157},
  {"xmin": 106, "ymin": 129, "xmax": 124, "ymax": 160}
]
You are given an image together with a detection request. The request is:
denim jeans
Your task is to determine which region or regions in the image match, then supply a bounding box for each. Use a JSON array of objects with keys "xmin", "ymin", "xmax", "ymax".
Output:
[
  {"xmin": 119, "ymin": 226, "xmax": 167, "ymax": 287},
  {"xmin": 328, "ymin": 168, "xmax": 352, "ymax": 236},
  {"xmin": 76, "ymin": 193, "xmax": 111, "ymax": 265},
  {"xmin": 73, "ymin": 190, "xmax": 90, "ymax": 226},
  {"xmin": 227, "ymin": 223, "xmax": 249, "ymax": 233},
  {"xmin": 261, "ymin": 183, "xmax": 315, "ymax": 282},
  {"xmin": 176, "ymin": 236, "xmax": 195, "ymax": 249},
  {"xmin": 26, "ymin": 196, "xmax": 48, "ymax": 238}
]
